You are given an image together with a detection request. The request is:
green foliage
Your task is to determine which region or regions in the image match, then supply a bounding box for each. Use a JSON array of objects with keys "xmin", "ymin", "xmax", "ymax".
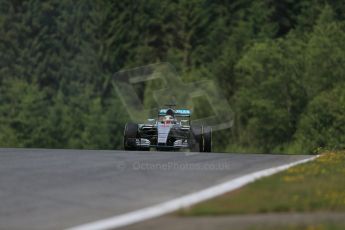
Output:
[
  {"xmin": 234, "ymin": 36, "xmax": 307, "ymax": 152},
  {"xmin": 0, "ymin": 1, "xmax": 344, "ymax": 152},
  {"xmin": 0, "ymin": 79, "xmax": 48, "ymax": 147},
  {"xmin": 304, "ymin": 5, "xmax": 345, "ymax": 98},
  {"xmin": 294, "ymin": 84, "xmax": 345, "ymax": 153}
]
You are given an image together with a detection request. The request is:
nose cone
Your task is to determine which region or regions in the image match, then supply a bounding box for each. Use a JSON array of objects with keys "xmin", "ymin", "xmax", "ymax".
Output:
[{"xmin": 157, "ymin": 123, "xmax": 173, "ymax": 144}]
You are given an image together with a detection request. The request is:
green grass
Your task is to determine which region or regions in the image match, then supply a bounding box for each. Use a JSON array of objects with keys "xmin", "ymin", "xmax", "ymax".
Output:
[
  {"xmin": 179, "ymin": 151, "xmax": 345, "ymax": 216},
  {"xmin": 248, "ymin": 222, "xmax": 345, "ymax": 230}
]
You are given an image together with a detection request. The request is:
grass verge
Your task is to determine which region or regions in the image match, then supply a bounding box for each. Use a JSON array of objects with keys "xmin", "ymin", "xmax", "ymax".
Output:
[{"xmin": 179, "ymin": 151, "xmax": 345, "ymax": 216}]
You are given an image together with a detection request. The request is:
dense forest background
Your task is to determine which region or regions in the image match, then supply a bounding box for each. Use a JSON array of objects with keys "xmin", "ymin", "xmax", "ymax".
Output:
[{"xmin": 0, "ymin": 0, "xmax": 344, "ymax": 154}]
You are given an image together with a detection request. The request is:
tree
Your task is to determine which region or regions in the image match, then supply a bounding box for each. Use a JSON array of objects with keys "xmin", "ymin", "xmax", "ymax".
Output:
[
  {"xmin": 0, "ymin": 79, "xmax": 49, "ymax": 147},
  {"xmin": 294, "ymin": 83, "xmax": 345, "ymax": 153},
  {"xmin": 233, "ymin": 33, "xmax": 307, "ymax": 152},
  {"xmin": 304, "ymin": 5, "xmax": 345, "ymax": 99}
]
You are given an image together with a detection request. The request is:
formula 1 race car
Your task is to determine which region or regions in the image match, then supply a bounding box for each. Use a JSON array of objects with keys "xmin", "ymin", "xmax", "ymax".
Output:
[{"xmin": 123, "ymin": 108, "xmax": 212, "ymax": 152}]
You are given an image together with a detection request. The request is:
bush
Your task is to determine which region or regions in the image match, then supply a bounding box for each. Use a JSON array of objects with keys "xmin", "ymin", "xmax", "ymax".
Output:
[{"xmin": 294, "ymin": 84, "xmax": 345, "ymax": 153}]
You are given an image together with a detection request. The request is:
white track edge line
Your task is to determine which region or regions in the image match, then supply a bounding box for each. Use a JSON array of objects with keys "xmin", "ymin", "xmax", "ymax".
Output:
[{"xmin": 67, "ymin": 155, "xmax": 319, "ymax": 230}]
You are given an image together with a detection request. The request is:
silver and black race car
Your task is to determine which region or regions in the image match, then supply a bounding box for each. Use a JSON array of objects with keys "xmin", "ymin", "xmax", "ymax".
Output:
[{"xmin": 123, "ymin": 108, "xmax": 212, "ymax": 152}]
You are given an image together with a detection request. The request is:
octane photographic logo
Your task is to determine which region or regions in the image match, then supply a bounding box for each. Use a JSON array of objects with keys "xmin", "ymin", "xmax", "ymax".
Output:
[{"xmin": 113, "ymin": 63, "xmax": 233, "ymax": 132}]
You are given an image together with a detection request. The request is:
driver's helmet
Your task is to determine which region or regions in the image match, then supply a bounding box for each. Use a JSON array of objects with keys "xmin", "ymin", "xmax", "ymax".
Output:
[{"xmin": 162, "ymin": 115, "xmax": 174, "ymax": 124}]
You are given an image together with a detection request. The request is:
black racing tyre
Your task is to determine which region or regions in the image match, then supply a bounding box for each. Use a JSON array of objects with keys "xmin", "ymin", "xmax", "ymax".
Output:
[
  {"xmin": 190, "ymin": 125, "xmax": 203, "ymax": 152},
  {"xmin": 124, "ymin": 123, "xmax": 138, "ymax": 150},
  {"xmin": 203, "ymin": 126, "xmax": 212, "ymax": 152}
]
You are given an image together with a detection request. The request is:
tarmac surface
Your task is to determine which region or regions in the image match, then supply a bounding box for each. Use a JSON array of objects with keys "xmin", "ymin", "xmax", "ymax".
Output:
[{"xmin": 0, "ymin": 148, "xmax": 313, "ymax": 229}]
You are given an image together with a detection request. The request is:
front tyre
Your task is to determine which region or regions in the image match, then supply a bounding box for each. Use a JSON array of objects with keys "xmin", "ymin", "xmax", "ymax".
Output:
[
  {"xmin": 123, "ymin": 123, "xmax": 138, "ymax": 150},
  {"xmin": 203, "ymin": 126, "xmax": 212, "ymax": 152},
  {"xmin": 190, "ymin": 125, "xmax": 203, "ymax": 152}
]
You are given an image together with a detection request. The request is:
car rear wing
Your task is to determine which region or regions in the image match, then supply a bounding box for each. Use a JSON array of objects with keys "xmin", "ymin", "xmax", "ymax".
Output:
[
  {"xmin": 159, "ymin": 109, "xmax": 191, "ymax": 117},
  {"xmin": 175, "ymin": 109, "xmax": 191, "ymax": 117}
]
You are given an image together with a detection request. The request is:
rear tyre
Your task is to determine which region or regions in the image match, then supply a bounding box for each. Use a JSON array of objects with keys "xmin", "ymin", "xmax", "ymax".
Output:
[
  {"xmin": 203, "ymin": 126, "xmax": 212, "ymax": 152},
  {"xmin": 190, "ymin": 125, "xmax": 203, "ymax": 152},
  {"xmin": 124, "ymin": 123, "xmax": 138, "ymax": 150}
]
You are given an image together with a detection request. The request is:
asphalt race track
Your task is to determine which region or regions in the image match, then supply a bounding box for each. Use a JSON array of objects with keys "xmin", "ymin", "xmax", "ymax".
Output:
[{"xmin": 0, "ymin": 148, "xmax": 313, "ymax": 230}]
